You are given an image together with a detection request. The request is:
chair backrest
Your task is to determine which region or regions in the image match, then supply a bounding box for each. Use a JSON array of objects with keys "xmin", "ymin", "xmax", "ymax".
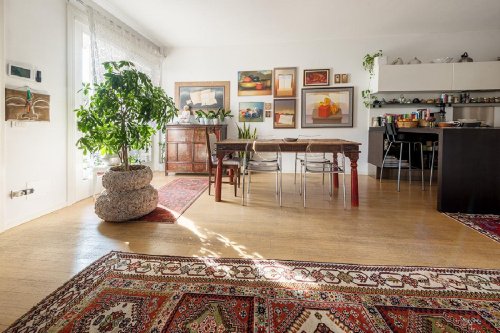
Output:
[
  {"xmin": 384, "ymin": 122, "xmax": 398, "ymax": 142},
  {"xmin": 205, "ymin": 129, "xmax": 218, "ymax": 168},
  {"xmin": 305, "ymin": 142, "xmax": 344, "ymax": 168}
]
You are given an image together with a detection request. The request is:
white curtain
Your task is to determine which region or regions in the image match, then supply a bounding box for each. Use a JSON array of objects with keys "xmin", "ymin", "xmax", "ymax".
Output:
[{"xmin": 86, "ymin": 4, "xmax": 164, "ymax": 85}]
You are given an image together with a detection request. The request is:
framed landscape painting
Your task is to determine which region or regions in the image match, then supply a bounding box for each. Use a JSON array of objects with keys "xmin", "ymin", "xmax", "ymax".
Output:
[
  {"xmin": 238, "ymin": 70, "xmax": 272, "ymax": 96},
  {"xmin": 303, "ymin": 69, "xmax": 330, "ymax": 86},
  {"xmin": 239, "ymin": 102, "xmax": 264, "ymax": 122},
  {"xmin": 273, "ymin": 99, "xmax": 296, "ymax": 128},
  {"xmin": 175, "ymin": 81, "xmax": 230, "ymax": 112},
  {"xmin": 274, "ymin": 67, "xmax": 297, "ymax": 98},
  {"xmin": 301, "ymin": 87, "xmax": 353, "ymax": 128}
]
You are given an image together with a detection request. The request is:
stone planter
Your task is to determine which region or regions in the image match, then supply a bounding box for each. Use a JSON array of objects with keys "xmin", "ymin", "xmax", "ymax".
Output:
[{"xmin": 95, "ymin": 165, "xmax": 158, "ymax": 222}]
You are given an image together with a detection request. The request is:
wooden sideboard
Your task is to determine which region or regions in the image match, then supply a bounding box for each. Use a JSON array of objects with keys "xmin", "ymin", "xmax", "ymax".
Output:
[{"xmin": 164, "ymin": 124, "xmax": 227, "ymax": 174}]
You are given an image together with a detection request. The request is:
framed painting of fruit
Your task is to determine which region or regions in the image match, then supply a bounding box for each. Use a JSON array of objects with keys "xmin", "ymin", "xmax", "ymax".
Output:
[
  {"xmin": 273, "ymin": 99, "xmax": 296, "ymax": 128},
  {"xmin": 301, "ymin": 87, "xmax": 354, "ymax": 128},
  {"xmin": 303, "ymin": 69, "xmax": 330, "ymax": 86},
  {"xmin": 238, "ymin": 70, "xmax": 272, "ymax": 96},
  {"xmin": 274, "ymin": 67, "xmax": 297, "ymax": 98},
  {"xmin": 239, "ymin": 102, "xmax": 264, "ymax": 122},
  {"xmin": 175, "ymin": 81, "xmax": 230, "ymax": 112}
]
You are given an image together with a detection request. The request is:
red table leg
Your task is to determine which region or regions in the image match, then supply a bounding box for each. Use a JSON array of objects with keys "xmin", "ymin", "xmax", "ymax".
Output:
[
  {"xmin": 215, "ymin": 153, "xmax": 223, "ymax": 202},
  {"xmin": 350, "ymin": 159, "xmax": 359, "ymax": 207}
]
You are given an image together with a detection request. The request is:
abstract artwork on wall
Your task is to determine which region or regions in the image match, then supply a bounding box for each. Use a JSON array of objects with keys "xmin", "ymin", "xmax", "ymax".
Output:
[
  {"xmin": 303, "ymin": 69, "xmax": 330, "ymax": 86},
  {"xmin": 5, "ymin": 87, "xmax": 50, "ymax": 121}
]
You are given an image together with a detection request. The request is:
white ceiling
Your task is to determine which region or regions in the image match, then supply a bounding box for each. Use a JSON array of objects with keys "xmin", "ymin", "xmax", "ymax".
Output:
[{"xmin": 96, "ymin": 0, "xmax": 500, "ymax": 48}]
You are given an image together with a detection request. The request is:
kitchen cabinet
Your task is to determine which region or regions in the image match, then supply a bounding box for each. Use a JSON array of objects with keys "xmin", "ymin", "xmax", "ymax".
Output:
[
  {"xmin": 374, "ymin": 63, "xmax": 453, "ymax": 92},
  {"xmin": 373, "ymin": 59, "xmax": 500, "ymax": 93},
  {"xmin": 452, "ymin": 62, "xmax": 500, "ymax": 90},
  {"xmin": 164, "ymin": 124, "xmax": 227, "ymax": 174}
]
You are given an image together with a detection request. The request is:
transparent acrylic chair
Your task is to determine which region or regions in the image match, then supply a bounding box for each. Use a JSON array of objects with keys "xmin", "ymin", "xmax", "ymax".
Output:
[
  {"xmin": 242, "ymin": 140, "xmax": 282, "ymax": 206},
  {"xmin": 302, "ymin": 142, "xmax": 346, "ymax": 208}
]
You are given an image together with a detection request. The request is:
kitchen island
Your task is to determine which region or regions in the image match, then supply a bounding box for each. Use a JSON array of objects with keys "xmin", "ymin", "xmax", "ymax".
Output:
[{"xmin": 369, "ymin": 127, "xmax": 500, "ymax": 214}]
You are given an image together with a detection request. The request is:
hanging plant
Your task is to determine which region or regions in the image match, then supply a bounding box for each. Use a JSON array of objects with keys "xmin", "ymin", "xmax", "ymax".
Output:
[{"xmin": 362, "ymin": 50, "xmax": 383, "ymax": 109}]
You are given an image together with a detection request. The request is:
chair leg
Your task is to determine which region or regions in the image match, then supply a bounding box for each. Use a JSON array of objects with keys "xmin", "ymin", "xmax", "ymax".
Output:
[
  {"xmin": 299, "ymin": 163, "xmax": 303, "ymax": 195},
  {"xmin": 279, "ymin": 169, "xmax": 282, "ymax": 207},
  {"xmin": 397, "ymin": 143, "xmax": 403, "ymax": 192},
  {"xmin": 380, "ymin": 142, "xmax": 393, "ymax": 183},
  {"xmin": 430, "ymin": 141, "xmax": 437, "ymax": 186},
  {"xmin": 418, "ymin": 143, "xmax": 424, "ymax": 191},
  {"xmin": 342, "ymin": 172, "xmax": 346, "ymax": 209},
  {"xmin": 208, "ymin": 171, "xmax": 212, "ymax": 195},
  {"xmin": 329, "ymin": 172, "xmax": 332, "ymax": 198},
  {"xmin": 275, "ymin": 171, "xmax": 279, "ymax": 195},
  {"xmin": 303, "ymin": 170, "xmax": 307, "ymax": 208},
  {"xmin": 408, "ymin": 142, "xmax": 412, "ymax": 184},
  {"xmin": 294, "ymin": 153, "xmax": 298, "ymax": 184},
  {"xmin": 233, "ymin": 168, "xmax": 237, "ymax": 196},
  {"xmin": 242, "ymin": 167, "xmax": 246, "ymax": 206}
]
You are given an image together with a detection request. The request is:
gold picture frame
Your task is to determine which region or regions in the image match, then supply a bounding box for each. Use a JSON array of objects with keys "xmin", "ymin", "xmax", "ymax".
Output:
[
  {"xmin": 175, "ymin": 81, "xmax": 230, "ymax": 112},
  {"xmin": 273, "ymin": 67, "xmax": 297, "ymax": 98}
]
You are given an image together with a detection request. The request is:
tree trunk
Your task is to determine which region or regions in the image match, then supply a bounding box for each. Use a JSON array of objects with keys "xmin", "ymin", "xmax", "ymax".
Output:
[{"xmin": 122, "ymin": 146, "xmax": 129, "ymax": 171}]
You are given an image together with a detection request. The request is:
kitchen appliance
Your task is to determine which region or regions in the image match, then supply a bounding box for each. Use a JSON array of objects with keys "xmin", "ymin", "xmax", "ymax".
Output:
[{"xmin": 453, "ymin": 106, "xmax": 494, "ymax": 127}]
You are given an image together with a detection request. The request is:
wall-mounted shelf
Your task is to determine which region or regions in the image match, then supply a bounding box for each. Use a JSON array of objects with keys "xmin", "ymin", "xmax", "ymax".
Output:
[{"xmin": 371, "ymin": 102, "xmax": 500, "ymax": 109}]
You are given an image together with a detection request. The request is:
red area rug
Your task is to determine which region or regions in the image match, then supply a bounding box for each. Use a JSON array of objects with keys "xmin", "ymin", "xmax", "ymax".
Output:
[
  {"xmin": 134, "ymin": 178, "xmax": 208, "ymax": 223},
  {"xmin": 446, "ymin": 213, "xmax": 500, "ymax": 243},
  {"xmin": 6, "ymin": 252, "xmax": 500, "ymax": 332}
]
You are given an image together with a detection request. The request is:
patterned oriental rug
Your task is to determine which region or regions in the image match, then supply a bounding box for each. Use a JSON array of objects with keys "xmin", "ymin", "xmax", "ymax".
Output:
[
  {"xmin": 445, "ymin": 213, "xmax": 500, "ymax": 243},
  {"xmin": 6, "ymin": 252, "xmax": 500, "ymax": 332},
  {"xmin": 134, "ymin": 178, "xmax": 208, "ymax": 223}
]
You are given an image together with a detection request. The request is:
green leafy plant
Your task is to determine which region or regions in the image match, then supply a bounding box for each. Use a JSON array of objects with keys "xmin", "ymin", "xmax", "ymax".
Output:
[
  {"xmin": 362, "ymin": 50, "xmax": 383, "ymax": 109},
  {"xmin": 75, "ymin": 61, "xmax": 177, "ymax": 171},
  {"xmin": 217, "ymin": 108, "xmax": 233, "ymax": 122},
  {"xmin": 237, "ymin": 122, "xmax": 257, "ymax": 139},
  {"xmin": 362, "ymin": 50, "xmax": 383, "ymax": 78},
  {"xmin": 207, "ymin": 110, "xmax": 218, "ymax": 119},
  {"xmin": 195, "ymin": 110, "xmax": 209, "ymax": 119}
]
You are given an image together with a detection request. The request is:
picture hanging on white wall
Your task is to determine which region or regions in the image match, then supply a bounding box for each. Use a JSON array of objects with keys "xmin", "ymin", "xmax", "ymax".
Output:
[
  {"xmin": 301, "ymin": 87, "xmax": 353, "ymax": 128},
  {"xmin": 5, "ymin": 87, "xmax": 50, "ymax": 121},
  {"xmin": 274, "ymin": 99, "xmax": 296, "ymax": 129},
  {"xmin": 238, "ymin": 70, "xmax": 272, "ymax": 96},
  {"xmin": 239, "ymin": 102, "xmax": 264, "ymax": 122},
  {"xmin": 274, "ymin": 67, "xmax": 297, "ymax": 98}
]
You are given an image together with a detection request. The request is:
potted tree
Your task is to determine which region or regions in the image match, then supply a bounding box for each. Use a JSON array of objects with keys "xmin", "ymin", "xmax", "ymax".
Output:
[{"xmin": 75, "ymin": 61, "xmax": 177, "ymax": 221}]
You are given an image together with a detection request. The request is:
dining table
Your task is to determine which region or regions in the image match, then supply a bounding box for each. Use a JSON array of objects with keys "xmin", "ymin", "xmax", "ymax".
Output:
[{"xmin": 214, "ymin": 138, "xmax": 362, "ymax": 207}]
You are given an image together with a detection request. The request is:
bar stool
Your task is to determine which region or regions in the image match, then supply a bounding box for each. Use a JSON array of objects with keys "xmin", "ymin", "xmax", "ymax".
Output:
[
  {"xmin": 380, "ymin": 123, "xmax": 425, "ymax": 191},
  {"xmin": 429, "ymin": 141, "xmax": 439, "ymax": 186}
]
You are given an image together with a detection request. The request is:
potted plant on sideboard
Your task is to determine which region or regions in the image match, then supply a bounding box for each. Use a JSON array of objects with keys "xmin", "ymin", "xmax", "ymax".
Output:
[{"xmin": 75, "ymin": 60, "xmax": 177, "ymax": 222}]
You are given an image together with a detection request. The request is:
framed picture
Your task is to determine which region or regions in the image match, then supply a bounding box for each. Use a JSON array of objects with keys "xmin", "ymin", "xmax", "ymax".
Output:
[
  {"xmin": 175, "ymin": 81, "xmax": 230, "ymax": 112},
  {"xmin": 341, "ymin": 74, "xmax": 349, "ymax": 83},
  {"xmin": 5, "ymin": 88, "xmax": 50, "ymax": 121},
  {"xmin": 301, "ymin": 87, "xmax": 354, "ymax": 128},
  {"xmin": 303, "ymin": 69, "xmax": 330, "ymax": 86},
  {"xmin": 274, "ymin": 67, "xmax": 297, "ymax": 98},
  {"xmin": 265, "ymin": 110, "xmax": 272, "ymax": 118},
  {"xmin": 238, "ymin": 70, "xmax": 272, "ymax": 96},
  {"xmin": 239, "ymin": 102, "xmax": 264, "ymax": 122},
  {"xmin": 273, "ymin": 99, "xmax": 296, "ymax": 128},
  {"xmin": 264, "ymin": 102, "xmax": 272, "ymax": 111},
  {"xmin": 334, "ymin": 74, "xmax": 341, "ymax": 84}
]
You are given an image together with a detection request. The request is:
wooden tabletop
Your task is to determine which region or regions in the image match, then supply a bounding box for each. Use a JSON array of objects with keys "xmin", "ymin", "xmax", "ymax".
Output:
[{"xmin": 215, "ymin": 139, "xmax": 361, "ymax": 153}]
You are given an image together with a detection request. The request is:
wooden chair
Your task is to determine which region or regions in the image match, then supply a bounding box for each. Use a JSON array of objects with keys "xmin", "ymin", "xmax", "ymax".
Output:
[{"xmin": 206, "ymin": 129, "xmax": 241, "ymax": 196}]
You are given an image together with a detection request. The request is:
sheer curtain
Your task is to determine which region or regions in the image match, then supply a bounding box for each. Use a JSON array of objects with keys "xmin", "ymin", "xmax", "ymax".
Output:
[{"xmin": 86, "ymin": 5, "xmax": 164, "ymax": 85}]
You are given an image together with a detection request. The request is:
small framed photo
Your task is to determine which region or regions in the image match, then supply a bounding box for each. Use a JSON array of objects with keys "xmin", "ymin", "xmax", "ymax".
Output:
[
  {"xmin": 264, "ymin": 102, "xmax": 272, "ymax": 111},
  {"xmin": 265, "ymin": 110, "xmax": 272, "ymax": 118},
  {"xmin": 341, "ymin": 74, "xmax": 349, "ymax": 83},
  {"xmin": 239, "ymin": 102, "xmax": 264, "ymax": 122},
  {"xmin": 273, "ymin": 99, "xmax": 296, "ymax": 128},
  {"xmin": 274, "ymin": 67, "xmax": 297, "ymax": 98},
  {"xmin": 334, "ymin": 74, "xmax": 341, "ymax": 84},
  {"xmin": 303, "ymin": 69, "xmax": 330, "ymax": 86}
]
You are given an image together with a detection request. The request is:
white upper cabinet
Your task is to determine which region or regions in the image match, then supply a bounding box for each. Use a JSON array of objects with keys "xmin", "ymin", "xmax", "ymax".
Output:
[
  {"xmin": 373, "ymin": 59, "xmax": 500, "ymax": 93},
  {"xmin": 452, "ymin": 62, "xmax": 500, "ymax": 90},
  {"xmin": 374, "ymin": 63, "xmax": 453, "ymax": 93}
]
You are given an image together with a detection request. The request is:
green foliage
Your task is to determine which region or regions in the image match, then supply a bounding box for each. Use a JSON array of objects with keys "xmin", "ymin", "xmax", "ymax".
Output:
[
  {"xmin": 195, "ymin": 110, "xmax": 209, "ymax": 119},
  {"xmin": 237, "ymin": 123, "xmax": 257, "ymax": 139},
  {"xmin": 217, "ymin": 108, "xmax": 233, "ymax": 121},
  {"xmin": 362, "ymin": 50, "xmax": 383, "ymax": 78},
  {"xmin": 75, "ymin": 61, "xmax": 177, "ymax": 171},
  {"xmin": 361, "ymin": 89, "xmax": 376, "ymax": 108}
]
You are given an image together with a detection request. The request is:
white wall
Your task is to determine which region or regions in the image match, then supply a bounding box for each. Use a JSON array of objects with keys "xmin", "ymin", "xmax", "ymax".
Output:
[
  {"xmin": 0, "ymin": 0, "xmax": 6, "ymax": 231},
  {"xmin": 163, "ymin": 30, "xmax": 500, "ymax": 174},
  {"xmin": 3, "ymin": 0, "xmax": 67, "ymax": 230}
]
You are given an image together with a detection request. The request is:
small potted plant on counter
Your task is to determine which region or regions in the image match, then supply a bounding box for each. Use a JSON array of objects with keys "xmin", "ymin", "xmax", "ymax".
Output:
[
  {"xmin": 217, "ymin": 108, "xmax": 233, "ymax": 123},
  {"xmin": 195, "ymin": 110, "xmax": 209, "ymax": 124}
]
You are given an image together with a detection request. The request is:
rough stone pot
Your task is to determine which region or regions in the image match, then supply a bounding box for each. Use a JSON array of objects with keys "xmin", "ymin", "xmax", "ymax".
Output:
[{"xmin": 95, "ymin": 165, "xmax": 158, "ymax": 222}]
